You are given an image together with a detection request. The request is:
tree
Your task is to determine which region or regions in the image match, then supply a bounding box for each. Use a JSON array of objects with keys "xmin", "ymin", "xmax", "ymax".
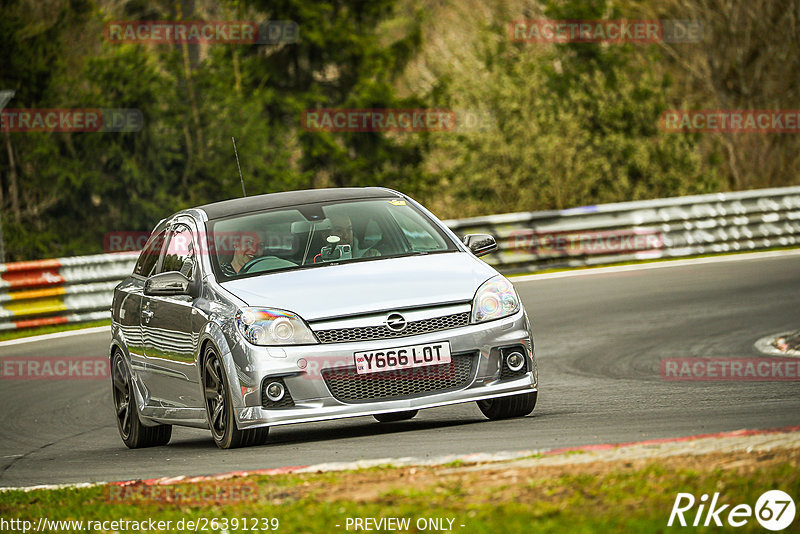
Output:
[{"xmin": 416, "ymin": 0, "xmax": 719, "ymax": 217}]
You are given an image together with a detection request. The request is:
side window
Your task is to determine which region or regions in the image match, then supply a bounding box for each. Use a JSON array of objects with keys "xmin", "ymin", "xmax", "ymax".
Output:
[
  {"xmin": 159, "ymin": 224, "xmax": 195, "ymax": 279},
  {"xmin": 134, "ymin": 230, "xmax": 167, "ymax": 277}
]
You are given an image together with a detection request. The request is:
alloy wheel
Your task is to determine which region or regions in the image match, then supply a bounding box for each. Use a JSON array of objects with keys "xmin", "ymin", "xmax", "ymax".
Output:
[
  {"xmin": 112, "ymin": 354, "xmax": 132, "ymax": 440},
  {"xmin": 204, "ymin": 351, "xmax": 227, "ymax": 440}
]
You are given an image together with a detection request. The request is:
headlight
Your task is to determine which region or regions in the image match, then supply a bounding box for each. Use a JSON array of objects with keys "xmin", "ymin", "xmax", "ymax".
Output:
[
  {"xmin": 471, "ymin": 275, "xmax": 520, "ymax": 323},
  {"xmin": 235, "ymin": 307, "xmax": 318, "ymax": 346}
]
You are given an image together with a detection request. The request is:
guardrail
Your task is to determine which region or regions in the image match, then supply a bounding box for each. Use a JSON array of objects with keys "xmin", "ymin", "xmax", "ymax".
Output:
[
  {"xmin": 0, "ymin": 253, "xmax": 136, "ymax": 331},
  {"xmin": 444, "ymin": 185, "xmax": 800, "ymax": 273},
  {"xmin": 1, "ymin": 186, "xmax": 799, "ymax": 330}
]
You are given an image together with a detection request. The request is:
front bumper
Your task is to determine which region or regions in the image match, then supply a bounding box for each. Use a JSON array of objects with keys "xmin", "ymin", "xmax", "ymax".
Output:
[{"xmin": 232, "ymin": 309, "xmax": 536, "ymax": 429}]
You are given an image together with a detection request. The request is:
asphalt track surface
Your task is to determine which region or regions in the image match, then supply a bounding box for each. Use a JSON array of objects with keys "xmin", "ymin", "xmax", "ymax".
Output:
[{"xmin": 1, "ymin": 253, "xmax": 799, "ymax": 487}]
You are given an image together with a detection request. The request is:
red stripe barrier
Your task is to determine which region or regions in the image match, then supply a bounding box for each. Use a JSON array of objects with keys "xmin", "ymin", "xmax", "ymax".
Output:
[
  {"xmin": 0, "ymin": 259, "xmax": 62, "ymax": 272},
  {"xmin": 1, "ymin": 268, "xmax": 65, "ymax": 288},
  {"xmin": 12, "ymin": 316, "xmax": 69, "ymax": 329},
  {"xmin": 0, "ymin": 253, "xmax": 137, "ymax": 330}
]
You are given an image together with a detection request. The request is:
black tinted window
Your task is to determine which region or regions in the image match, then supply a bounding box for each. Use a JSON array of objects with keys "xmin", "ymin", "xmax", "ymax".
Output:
[
  {"xmin": 134, "ymin": 230, "xmax": 166, "ymax": 277},
  {"xmin": 159, "ymin": 225, "xmax": 195, "ymax": 278}
]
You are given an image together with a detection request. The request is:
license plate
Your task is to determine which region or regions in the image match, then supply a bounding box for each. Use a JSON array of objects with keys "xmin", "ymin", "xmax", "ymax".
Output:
[{"xmin": 354, "ymin": 342, "xmax": 452, "ymax": 375}]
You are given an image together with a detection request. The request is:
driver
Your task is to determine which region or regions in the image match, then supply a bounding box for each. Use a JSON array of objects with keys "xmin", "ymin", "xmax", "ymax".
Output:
[{"xmin": 220, "ymin": 234, "xmax": 260, "ymax": 275}]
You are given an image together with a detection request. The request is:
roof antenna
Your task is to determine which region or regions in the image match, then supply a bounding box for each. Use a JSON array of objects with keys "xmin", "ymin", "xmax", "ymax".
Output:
[{"xmin": 232, "ymin": 136, "xmax": 246, "ymax": 197}]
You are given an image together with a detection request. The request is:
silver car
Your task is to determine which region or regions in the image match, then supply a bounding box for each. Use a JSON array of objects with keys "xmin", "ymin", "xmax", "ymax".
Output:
[{"xmin": 110, "ymin": 187, "xmax": 538, "ymax": 449}]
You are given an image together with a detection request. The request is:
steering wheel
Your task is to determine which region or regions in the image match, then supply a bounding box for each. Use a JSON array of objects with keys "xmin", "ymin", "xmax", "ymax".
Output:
[{"xmin": 239, "ymin": 256, "xmax": 266, "ymax": 273}]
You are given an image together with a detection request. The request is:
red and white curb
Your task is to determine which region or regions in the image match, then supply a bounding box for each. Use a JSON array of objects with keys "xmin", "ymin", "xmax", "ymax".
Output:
[
  {"xmin": 755, "ymin": 332, "xmax": 800, "ymax": 358},
  {"xmin": 2, "ymin": 425, "xmax": 799, "ymax": 492}
]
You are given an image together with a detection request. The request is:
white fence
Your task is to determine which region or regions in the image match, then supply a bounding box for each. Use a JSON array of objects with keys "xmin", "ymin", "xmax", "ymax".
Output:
[{"xmin": 445, "ymin": 186, "xmax": 800, "ymax": 272}]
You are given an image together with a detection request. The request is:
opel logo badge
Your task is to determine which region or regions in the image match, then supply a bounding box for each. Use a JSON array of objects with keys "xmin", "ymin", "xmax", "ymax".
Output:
[{"xmin": 385, "ymin": 313, "xmax": 407, "ymax": 332}]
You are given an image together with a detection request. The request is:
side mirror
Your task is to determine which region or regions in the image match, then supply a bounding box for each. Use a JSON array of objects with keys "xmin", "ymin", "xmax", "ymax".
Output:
[
  {"xmin": 462, "ymin": 234, "xmax": 497, "ymax": 257},
  {"xmin": 144, "ymin": 271, "xmax": 193, "ymax": 297}
]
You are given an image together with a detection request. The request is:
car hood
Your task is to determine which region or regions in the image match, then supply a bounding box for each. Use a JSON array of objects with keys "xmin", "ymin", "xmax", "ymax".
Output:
[{"xmin": 220, "ymin": 252, "xmax": 497, "ymax": 321}]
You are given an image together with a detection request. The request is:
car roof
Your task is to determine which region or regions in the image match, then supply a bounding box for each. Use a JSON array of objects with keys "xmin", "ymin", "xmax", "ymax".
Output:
[{"xmin": 196, "ymin": 187, "xmax": 403, "ymax": 220}]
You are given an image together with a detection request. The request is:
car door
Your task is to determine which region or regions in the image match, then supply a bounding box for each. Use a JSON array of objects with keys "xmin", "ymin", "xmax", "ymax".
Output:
[
  {"xmin": 140, "ymin": 219, "xmax": 204, "ymax": 408},
  {"xmin": 123, "ymin": 225, "xmax": 168, "ymax": 381}
]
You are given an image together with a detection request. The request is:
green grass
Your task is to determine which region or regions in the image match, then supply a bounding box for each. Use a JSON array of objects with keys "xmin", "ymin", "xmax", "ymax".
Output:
[
  {"xmin": 0, "ymin": 320, "xmax": 110, "ymax": 341},
  {"xmin": 1, "ymin": 453, "xmax": 796, "ymax": 533}
]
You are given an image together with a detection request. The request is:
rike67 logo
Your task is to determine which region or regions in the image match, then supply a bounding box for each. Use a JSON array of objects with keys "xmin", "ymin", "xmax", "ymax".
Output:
[{"xmin": 669, "ymin": 490, "xmax": 796, "ymax": 530}]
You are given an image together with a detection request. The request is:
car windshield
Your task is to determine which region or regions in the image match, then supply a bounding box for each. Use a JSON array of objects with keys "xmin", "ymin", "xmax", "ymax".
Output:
[{"xmin": 207, "ymin": 198, "xmax": 457, "ymax": 280}]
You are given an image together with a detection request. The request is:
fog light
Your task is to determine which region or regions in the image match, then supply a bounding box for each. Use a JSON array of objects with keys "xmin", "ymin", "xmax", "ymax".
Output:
[
  {"xmin": 506, "ymin": 351, "xmax": 525, "ymax": 372},
  {"xmin": 265, "ymin": 381, "xmax": 285, "ymax": 402}
]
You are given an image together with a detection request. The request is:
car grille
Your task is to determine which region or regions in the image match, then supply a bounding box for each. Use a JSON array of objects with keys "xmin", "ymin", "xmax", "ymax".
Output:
[
  {"xmin": 322, "ymin": 353, "xmax": 477, "ymax": 403},
  {"xmin": 314, "ymin": 311, "xmax": 471, "ymax": 344}
]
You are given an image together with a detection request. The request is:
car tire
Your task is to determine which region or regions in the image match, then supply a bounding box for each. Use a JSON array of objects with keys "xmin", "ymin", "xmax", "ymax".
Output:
[
  {"xmin": 477, "ymin": 391, "xmax": 537, "ymax": 420},
  {"xmin": 112, "ymin": 351, "xmax": 172, "ymax": 448},
  {"xmin": 373, "ymin": 410, "xmax": 418, "ymax": 423},
  {"xmin": 203, "ymin": 344, "xmax": 269, "ymax": 449}
]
